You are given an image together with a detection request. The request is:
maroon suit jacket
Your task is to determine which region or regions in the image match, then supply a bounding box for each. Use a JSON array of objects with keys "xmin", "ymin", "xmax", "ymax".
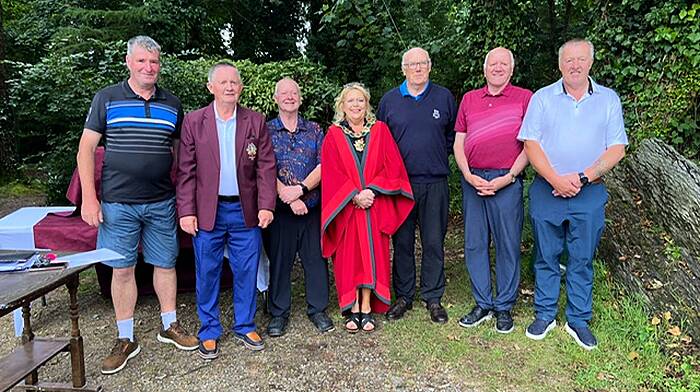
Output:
[{"xmin": 176, "ymin": 102, "xmax": 276, "ymax": 230}]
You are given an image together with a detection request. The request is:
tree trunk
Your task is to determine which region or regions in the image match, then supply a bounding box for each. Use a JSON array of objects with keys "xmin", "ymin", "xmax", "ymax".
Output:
[{"xmin": 599, "ymin": 139, "xmax": 700, "ymax": 340}]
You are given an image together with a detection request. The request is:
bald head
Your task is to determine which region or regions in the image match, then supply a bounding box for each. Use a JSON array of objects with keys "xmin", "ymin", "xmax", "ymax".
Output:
[
  {"xmin": 483, "ymin": 47, "xmax": 514, "ymax": 71},
  {"xmin": 274, "ymin": 77, "xmax": 302, "ymax": 115},
  {"xmin": 401, "ymin": 47, "xmax": 432, "ymax": 89},
  {"xmin": 483, "ymin": 47, "xmax": 514, "ymax": 94},
  {"xmin": 402, "ymin": 47, "xmax": 431, "ymax": 67}
]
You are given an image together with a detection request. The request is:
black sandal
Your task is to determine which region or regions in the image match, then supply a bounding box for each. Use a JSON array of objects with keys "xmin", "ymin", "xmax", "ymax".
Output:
[
  {"xmin": 360, "ymin": 312, "xmax": 376, "ymax": 333},
  {"xmin": 345, "ymin": 312, "xmax": 361, "ymax": 333}
]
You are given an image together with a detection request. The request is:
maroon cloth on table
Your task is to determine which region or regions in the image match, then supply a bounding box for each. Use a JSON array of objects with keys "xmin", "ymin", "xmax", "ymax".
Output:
[
  {"xmin": 33, "ymin": 147, "xmax": 192, "ymax": 251},
  {"xmin": 33, "ymin": 147, "xmax": 105, "ymax": 251}
]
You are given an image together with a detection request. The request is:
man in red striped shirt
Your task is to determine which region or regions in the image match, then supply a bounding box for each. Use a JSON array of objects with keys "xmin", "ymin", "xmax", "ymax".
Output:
[{"xmin": 453, "ymin": 47, "xmax": 532, "ymax": 334}]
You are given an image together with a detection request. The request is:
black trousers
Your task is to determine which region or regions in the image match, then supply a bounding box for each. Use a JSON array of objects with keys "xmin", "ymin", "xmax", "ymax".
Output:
[
  {"xmin": 262, "ymin": 206, "xmax": 329, "ymax": 318},
  {"xmin": 391, "ymin": 179, "xmax": 448, "ymax": 304}
]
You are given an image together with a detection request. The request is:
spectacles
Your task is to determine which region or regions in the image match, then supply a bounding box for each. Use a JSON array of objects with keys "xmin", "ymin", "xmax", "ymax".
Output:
[{"xmin": 402, "ymin": 60, "xmax": 431, "ymax": 70}]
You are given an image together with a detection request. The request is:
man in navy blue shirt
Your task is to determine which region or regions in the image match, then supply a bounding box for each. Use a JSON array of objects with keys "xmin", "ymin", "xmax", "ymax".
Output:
[
  {"xmin": 377, "ymin": 47, "xmax": 457, "ymax": 324},
  {"xmin": 77, "ymin": 35, "xmax": 197, "ymax": 374},
  {"xmin": 263, "ymin": 78, "xmax": 333, "ymax": 337}
]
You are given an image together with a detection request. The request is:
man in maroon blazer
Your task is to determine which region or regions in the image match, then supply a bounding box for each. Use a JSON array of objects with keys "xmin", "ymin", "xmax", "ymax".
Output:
[{"xmin": 176, "ymin": 62, "xmax": 276, "ymax": 358}]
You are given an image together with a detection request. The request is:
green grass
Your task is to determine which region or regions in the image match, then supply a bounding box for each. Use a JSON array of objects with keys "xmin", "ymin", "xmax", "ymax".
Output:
[{"xmin": 381, "ymin": 228, "xmax": 700, "ymax": 391}]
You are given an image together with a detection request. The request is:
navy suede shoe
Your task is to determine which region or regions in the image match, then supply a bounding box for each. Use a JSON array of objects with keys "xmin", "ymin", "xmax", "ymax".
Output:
[
  {"xmin": 525, "ymin": 319, "xmax": 556, "ymax": 340},
  {"xmin": 565, "ymin": 323, "xmax": 598, "ymax": 350}
]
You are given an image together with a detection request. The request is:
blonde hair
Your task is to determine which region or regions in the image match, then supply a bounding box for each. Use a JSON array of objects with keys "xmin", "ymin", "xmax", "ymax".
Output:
[{"xmin": 333, "ymin": 82, "xmax": 376, "ymax": 124}]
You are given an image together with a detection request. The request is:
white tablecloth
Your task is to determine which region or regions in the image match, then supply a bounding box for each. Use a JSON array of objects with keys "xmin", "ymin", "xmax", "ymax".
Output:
[
  {"xmin": 0, "ymin": 206, "xmax": 270, "ymax": 335},
  {"xmin": 0, "ymin": 206, "xmax": 75, "ymax": 249},
  {"xmin": 0, "ymin": 207, "xmax": 74, "ymax": 336}
]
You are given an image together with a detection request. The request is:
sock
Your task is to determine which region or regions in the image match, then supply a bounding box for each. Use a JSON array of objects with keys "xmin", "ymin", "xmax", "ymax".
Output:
[
  {"xmin": 161, "ymin": 310, "xmax": 177, "ymax": 330},
  {"xmin": 116, "ymin": 318, "xmax": 134, "ymax": 342}
]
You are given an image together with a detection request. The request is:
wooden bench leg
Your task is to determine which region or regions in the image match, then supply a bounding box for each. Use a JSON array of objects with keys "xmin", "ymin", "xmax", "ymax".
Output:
[
  {"xmin": 66, "ymin": 276, "xmax": 86, "ymax": 389},
  {"xmin": 21, "ymin": 304, "xmax": 39, "ymax": 386}
]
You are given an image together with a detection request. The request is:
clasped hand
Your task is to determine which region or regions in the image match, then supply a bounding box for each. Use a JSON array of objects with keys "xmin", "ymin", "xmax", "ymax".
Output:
[
  {"xmin": 466, "ymin": 173, "xmax": 512, "ymax": 196},
  {"xmin": 352, "ymin": 189, "xmax": 375, "ymax": 209},
  {"xmin": 278, "ymin": 184, "xmax": 303, "ymax": 204},
  {"xmin": 278, "ymin": 184, "xmax": 309, "ymax": 216},
  {"xmin": 550, "ymin": 173, "xmax": 581, "ymax": 198}
]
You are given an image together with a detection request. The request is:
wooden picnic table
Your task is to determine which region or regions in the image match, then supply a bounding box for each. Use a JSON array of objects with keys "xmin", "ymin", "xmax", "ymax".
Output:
[{"xmin": 0, "ymin": 259, "xmax": 101, "ymax": 392}]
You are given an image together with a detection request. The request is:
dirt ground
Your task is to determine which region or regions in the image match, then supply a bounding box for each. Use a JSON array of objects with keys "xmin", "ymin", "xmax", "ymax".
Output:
[{"xmin": 0, "ymin": 196, "xmax": 475, "ymax": 392}]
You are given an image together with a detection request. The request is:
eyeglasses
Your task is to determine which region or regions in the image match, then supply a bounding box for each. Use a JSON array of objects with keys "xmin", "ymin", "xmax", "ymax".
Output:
[{"xmin": 402, "ymin": 60, "xmax": 431, "ymax": 70}]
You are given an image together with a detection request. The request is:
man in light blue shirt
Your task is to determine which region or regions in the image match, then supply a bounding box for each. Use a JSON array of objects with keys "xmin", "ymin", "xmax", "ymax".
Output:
[
  {"xmin": 215, "ymin": 102, "xmax": 238, "ymax": 196},
  {"xmin": 177, "ymin": 62, "xmax": 276, "ymax": 358},
  {"xmin": 517, "ymin": 38, "xmax": 628, "ymax": 350}
]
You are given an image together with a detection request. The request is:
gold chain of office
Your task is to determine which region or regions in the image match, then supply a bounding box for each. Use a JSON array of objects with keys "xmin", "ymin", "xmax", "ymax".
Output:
[{"xmin": 339, "ymin": 121, "xmax": 374, "ymax": 152}]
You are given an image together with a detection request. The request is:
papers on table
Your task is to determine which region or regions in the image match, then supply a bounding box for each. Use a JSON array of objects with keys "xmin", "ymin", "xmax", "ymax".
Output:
[
  {"xmin": 0, "ymin": 248, "xmax": 125, "ymax": 272},
  {"xmin": 0, "ymin": 252, "xmax": 41, "ymax": 272},
  {"xmin": 59, "ymin": 248, "xmax": 125, "ymax": 268}
]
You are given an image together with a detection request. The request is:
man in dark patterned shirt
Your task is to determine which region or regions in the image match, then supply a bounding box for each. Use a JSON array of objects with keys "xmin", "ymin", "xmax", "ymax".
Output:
[{"xmin": 263, "ymin": 78, "xmax": 333, "ymax": 336}]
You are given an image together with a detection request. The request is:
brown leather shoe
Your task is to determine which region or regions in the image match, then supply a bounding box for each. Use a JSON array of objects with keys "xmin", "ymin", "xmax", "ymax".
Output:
[
  {"xmin": 101, "ymin": 338, "xmax": 141, "ymax": 375},
  {"xmin": 234, "ymin": 331, "xmax": 265, "ymax": 351},
  {"xmin": 157, "ymin": 321, "xmax": 198, "ymax": 350}
]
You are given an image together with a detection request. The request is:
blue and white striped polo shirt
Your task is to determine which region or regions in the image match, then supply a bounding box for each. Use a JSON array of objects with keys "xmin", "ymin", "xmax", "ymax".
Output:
[{"xmin": 85, "ymin": 80, "xmax": 183, "ymax": 203}]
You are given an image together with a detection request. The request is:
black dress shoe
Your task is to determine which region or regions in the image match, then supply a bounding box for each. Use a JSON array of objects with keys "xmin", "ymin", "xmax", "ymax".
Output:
[
  {"xmin": 458, "ymin": 306, "xmax": 493, "ymax": 328},
  {"xmin": 386, "ymin": 297, "xmax": 413, "ymax": 321},
  {"xmin": 495, "ymin": 310, "xmax": 514, "ymax": 334},
  {"xmin": 309, "ymin": 312, "xmax": 335, "ymax": 333},
  {"xmin": 267, "ymin": 316, "xmax": 288, "ymax": 337},
  {"xmin": 427, "ymin": 302, "xmax": 448, "ymax": 324}
]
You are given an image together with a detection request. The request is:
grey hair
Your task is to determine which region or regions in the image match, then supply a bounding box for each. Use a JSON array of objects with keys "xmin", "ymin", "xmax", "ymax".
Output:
[
  {"xmin": 401, "ymin": 47, "xmax": 431, "ymax": 68},
  {"xmin": 274, "ymin": 77, "xmax": 302, "ymax": 100},
  {"xmin": 558, "ymin": 39, "xmax": 595, "ymax": 63},
  {"xmin": 127, "ymin": 36, "xmax": 161, "ymax": 55},
  {"xmin": 483, "ymin": 47, "xmax": 515, "ymax": 70},
  {"xmin": 207, "ymin": 61, "xmax": 241, "ymax": 83}
]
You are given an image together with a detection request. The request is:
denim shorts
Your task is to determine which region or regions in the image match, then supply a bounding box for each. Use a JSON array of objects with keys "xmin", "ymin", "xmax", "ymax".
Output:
[{"xmin": 97, "ymin": 197, "xmax": 179, "ymax": 269}]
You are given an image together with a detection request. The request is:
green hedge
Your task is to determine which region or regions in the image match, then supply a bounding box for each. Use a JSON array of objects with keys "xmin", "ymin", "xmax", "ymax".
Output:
[{"xmin": 8, "ymin": 41, "xmax": 339, "ymax": 203}]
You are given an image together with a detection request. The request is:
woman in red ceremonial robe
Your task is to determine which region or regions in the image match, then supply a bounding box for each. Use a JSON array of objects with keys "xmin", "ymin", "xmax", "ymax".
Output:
[{"xmin": 321, "ymin": 83, "xmax": 414, "ymax": 333}]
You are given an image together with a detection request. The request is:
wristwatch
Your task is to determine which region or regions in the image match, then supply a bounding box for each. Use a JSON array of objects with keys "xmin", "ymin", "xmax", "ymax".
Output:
[
  {"xmin": 299, "ymin": 183, "xmax": 309, "ymax": 195},
  {"xmin": 578, "ymin": 172, "xmax": 589, "ymax": 186},
  {"xmin": 509, "ymin": 172, "xmax": 516, "ymax": 183}
]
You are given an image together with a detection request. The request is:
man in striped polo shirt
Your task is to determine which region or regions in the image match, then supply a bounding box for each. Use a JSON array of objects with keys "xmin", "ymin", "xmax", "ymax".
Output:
[
  {"xmin": 77, "ymin": 35, "xmax": 197, "ymax": 375},
  {"xmin": 454, "ymin": 47, "xmax": 532, "ymax": 334}
]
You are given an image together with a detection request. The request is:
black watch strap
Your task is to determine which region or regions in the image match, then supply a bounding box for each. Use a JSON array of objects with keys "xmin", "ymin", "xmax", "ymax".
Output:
[
  {"xmin": 578, "ymin": 172, "xmax": 589, "ymax": 186},
  {"xmin": 299, "ymin": 183, "xmax": 309, "ymax": 195}
]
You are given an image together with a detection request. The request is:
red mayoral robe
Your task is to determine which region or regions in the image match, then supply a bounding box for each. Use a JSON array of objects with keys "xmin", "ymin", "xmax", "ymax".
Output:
[{"xmin": 321, "ymin": 121, "xmax": 414, "ymax": 313}]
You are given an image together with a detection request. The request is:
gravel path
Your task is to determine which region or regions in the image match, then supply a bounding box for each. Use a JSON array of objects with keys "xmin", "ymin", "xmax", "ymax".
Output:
[
  {"xmin": 0, "ymin": 275, "xmax": 472, "ymax": 392},
  {"xmin": 0, "ymin": 196, "xmax": 476, "ymax": 392}
]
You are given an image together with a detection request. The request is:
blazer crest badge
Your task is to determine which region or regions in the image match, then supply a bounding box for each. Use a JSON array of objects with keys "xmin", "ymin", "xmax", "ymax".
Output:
[{"xmin": 246, "ymin": 142, "xmax": 257, "ymax": 160}]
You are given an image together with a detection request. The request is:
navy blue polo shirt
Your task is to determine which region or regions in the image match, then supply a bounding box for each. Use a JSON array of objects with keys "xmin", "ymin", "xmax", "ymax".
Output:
[
  {"xmin": 84, "ymin": 80, "xmax": 183, "ymax": 203},
  {"xmin": 377, "ymin": 81, "xmax": 457, "ymax": 183}
]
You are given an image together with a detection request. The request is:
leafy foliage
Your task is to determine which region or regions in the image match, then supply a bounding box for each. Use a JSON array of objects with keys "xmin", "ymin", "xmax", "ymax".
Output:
[
  {"xmin": 589, "ymin": 0, "xmax": 700, "ymax": 158},
  {"xmin": 7, "ymin": 42, "xmax": 338, "ymax": 203},
  {"xmin": 3, "ymin": 0, "xmax": 310, "ymax": 63}
]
